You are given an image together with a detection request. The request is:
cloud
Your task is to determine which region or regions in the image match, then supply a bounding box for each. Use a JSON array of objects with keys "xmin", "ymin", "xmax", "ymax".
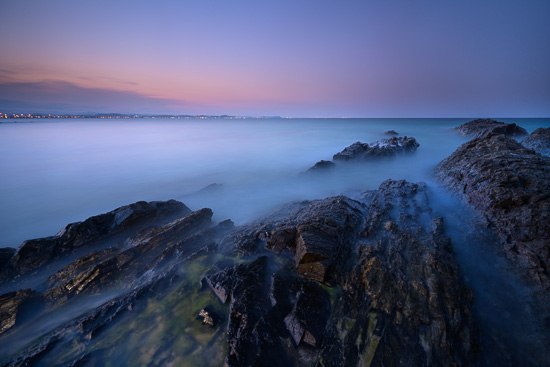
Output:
[{"xmin": 0, "ymin": 80, "xmax": 187, "ymax": 114}]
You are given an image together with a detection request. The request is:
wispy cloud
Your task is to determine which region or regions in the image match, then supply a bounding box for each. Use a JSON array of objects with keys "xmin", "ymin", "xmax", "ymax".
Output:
[{"xmin": 0, "ymin": 80, "xmax": 188, "ymax": 114}]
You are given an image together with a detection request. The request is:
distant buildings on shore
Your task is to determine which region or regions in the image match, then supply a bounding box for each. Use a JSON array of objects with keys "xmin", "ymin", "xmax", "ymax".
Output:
[{"xmin": 0, "ymin": 112, "xmax": 283, "ymax": 120}]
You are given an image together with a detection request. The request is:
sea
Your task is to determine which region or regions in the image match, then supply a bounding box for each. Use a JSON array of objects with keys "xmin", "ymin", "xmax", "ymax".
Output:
[{"xmin": 0, "ymin": 117, "xmax": 549, "ymax": 365}]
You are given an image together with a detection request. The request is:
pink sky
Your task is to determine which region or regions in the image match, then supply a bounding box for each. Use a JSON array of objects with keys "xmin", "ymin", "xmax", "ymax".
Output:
[{"xmin": 1, "ymin": 0, "xmax": 549, "ymax": 117}]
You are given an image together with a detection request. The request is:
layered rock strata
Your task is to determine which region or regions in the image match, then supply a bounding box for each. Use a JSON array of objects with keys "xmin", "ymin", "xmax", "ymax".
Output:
[{"xmin": 435, "ymin": 134, "xmax": 550, "ymax": 289}]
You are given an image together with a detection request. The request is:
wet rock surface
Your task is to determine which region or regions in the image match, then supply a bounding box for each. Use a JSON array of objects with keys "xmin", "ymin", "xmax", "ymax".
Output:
[
  {"xmin": 454, "ymin": 118, "xmax": 527, "ymax": 139},
  {"xmin": 198, "ymin": 180, "xmax": 477, "ymax": 366},
  {"xmin": 522, "ymin": 127, "xmax": 550, "ymax": 156},
  {"xmin": 0, "ymin": 179, "xmax": 480, "ymax": 367},
  {"xmin": 0, "ymin": 200, "xmax": 190, "ymax": 293},
  {"xmin": 333, "ymin": 136, "xmax": 419, "ymax": 161},
  {"xmin": 303, "ymin": 136, "xmax": 419, "ymax": 174},
  {"xmin": 435, "ymin": 134, "xmax": 550, "ymax": 289}
]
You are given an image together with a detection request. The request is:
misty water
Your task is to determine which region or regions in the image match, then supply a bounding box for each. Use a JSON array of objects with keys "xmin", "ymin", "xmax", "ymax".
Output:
[{"xmin": 1, "ymin": 117, "xmax": 549, "ymax": 365}]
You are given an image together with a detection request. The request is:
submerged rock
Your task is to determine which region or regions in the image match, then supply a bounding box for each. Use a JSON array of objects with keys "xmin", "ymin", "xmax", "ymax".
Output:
[
  {"xmin": 197, "ymin": 307, "xmax": 221, "ymax": 327},
  {"xmin": 435, "ymin": 134, "xmax": 550, "ymax": 289},
  {"xmin": 454, "ymin": 118, "xmax": 527, "ymax": 139},
  {"xmin": 305, "ymin": 159, "xmax": 335, "ymax": 173},
  {"xmin": 522, "ymin": 127, "xmax": 550, "ymax": 156}
]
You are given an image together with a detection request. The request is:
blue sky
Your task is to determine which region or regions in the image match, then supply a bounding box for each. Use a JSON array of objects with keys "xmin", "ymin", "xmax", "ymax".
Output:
[{"xmin": 1, "ymin": 0, "xmax": 549, "ymax": 117}]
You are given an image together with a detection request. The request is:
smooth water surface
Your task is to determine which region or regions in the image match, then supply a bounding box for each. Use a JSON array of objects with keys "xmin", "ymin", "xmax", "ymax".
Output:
[{"xmin": 1, "ymin": 117, "xmax": 547, "ymax": 247}]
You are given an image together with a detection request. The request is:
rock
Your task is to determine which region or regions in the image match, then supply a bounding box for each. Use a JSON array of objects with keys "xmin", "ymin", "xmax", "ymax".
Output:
[
  {"xmin": 0, "ymin": 200, "xmax": 191, "ymax": 289},
  {"xmin": 435, "ymin": 135, "xmax": 550, "ymax": 289},
  {"xmin": 197, "ymin": 307, "xmax": 221, "ymax": 327},
  {"xmin": 319, "ymin": 180, "xmax": 478, "ymax": 367},
  {"xmin": 0, "ymin": 184, "xmax": 479, "ymax": 367},
  {"xmin": 203, "ymin": 257, "xmax": 332, "ymax": 367},
  {"xmin": 454, "ymin": 118, "xmax": 527, "ymax": 139},
  {"xmin": 264, "ymin": 196, "xmax": 365, "ymax": 283},
  {"xmin": 43, "ymin": 208, "xmax": 225, "ymax": 304},
  {"xmin": 305, "ymin": 160, "xmax": 335, "ymax": 173},
  {"xmin": 333, "ymin": 136, "xmax": 419, "ymax": 161},
  {"xmin": 283, "ymin": 281, "xmax": 330, "ymax": 347},
  {"xmin": 384, "ymin": 130, "xmax": 399, "ymax": 135},
  {"xmin": 211, "ymin": 180, "xmax": 477, "ymax": 366},
  {"xmin": 522, "ymin": 127, "xmax": 550, "ymax": 156},
  {"xmin": 196, "ymin": 183, "xmax": 223, "ymax": 195},
  {"xmin": 0, "ymin": 289, "xmax": 43, "ymax": 336}
]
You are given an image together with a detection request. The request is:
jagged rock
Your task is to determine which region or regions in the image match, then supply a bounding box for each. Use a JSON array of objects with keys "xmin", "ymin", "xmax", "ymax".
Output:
[
  {"xmin": 306, "ymin": 160, "xmax": 335, "ymax": 173},
  {"xmin": 522, "ymin": 127, "xmax": 550, "ymax": 156},
  {"xmin": 197, "ymin": 307, "xmax": 221, "ymax": 327},
  {"xmin": 0, "ymin": 200, "xmax": 190, "ymax": 289},
  {"xmin": 283, "ymin": 281, "xmax": 330, "ymax": 347},
  {"xmin": 202, "ymin": 256, "xmax": 274, "ymax": 366},
  {"xmin": 435, "ymin": 135, "xmax": 550, "ymax": 289},
  {"xmin": 333, "ymin": 136, "xmax": 419, "ymax": 161},
  {"xmin": 0, "ymin": 289, "xmax": 43, "ymax": 336},
  {"xmin": 454, "ymin": 118, "xmax": 527, "ymax": 139},
  {"xmin": 317, "ymin": 180, "xmax": 477, "ymax": 367},
  {"xmin": 1, "ymin": 183, "xmax": 479, "ymax": 367},
  {"xmin": 384, "ymin": 130, "xmax": 399, "ymax": 135},
  {"xmin": 264, "ymin": 196, "xmax": 365, "ymax": 283},
  {"xmin": 43, "ymin": 208, "xmax": 224, "ymax": 304}
]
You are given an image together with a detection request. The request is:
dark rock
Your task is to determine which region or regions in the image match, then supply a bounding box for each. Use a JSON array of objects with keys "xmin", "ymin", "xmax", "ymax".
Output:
[
  {"xmin": 435, "ymin": 135, "xmax": 550, "ymax": 289},
  {"xmin": 0, "ymin": 183, "xmax": 479, "ymax": 367},
  {"xmin": 0, "ymin": 289, "xmax": 43, "ymax": 336},
  {"xmin": 305, "ymin": 160, "xmax": 335, "ymax": 173},
  {"xmin": 0, "ymin": 200, "xmax": 190, "ymax": 288},
  {"xmin": 333, "ymin": 136, "xmax": 419, "ymax": 161},
  {"xmin": 384, "ymin": 130, "xmax": 399, "ymax": 135},
  {"xmin": 264, "ymin": 196, "xmax": 365, "ymax": 284},
  {"xmin": 454, "ymin": 118, "xmax": 527, "ymax": 139},
  {"xmin": 43, "ymin": 208, "xmax": 221, "ymax": 304},
  {"xmin": 283, "ymin": 281, "xmax": 330, "ymax": 347},
  {"xmin": 325, "ymin": 180, "xmax": 478, "ymax": 367},
  {"xmin": 522, "ymin": 127, "xmax": 550, "ymax": 156}
]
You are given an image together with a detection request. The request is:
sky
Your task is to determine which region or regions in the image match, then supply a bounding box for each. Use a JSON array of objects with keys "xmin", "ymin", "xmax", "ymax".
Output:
[{"xmin": 0, "ymin": 0, "xmax": 549, "ymax": 117}]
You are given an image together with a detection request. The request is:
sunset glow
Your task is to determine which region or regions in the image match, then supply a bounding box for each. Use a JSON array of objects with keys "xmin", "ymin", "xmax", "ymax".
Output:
[{"xmin": 1, "ymin": 0, "xmax": 549, "ymax": 117}]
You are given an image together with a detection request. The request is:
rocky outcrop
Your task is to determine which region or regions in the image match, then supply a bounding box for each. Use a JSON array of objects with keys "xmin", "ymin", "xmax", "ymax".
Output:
[
  {"xmin": 43, "ymin": 208, "xmax": 228, "ymax": 305},
  {"xmin": 522, "ymin": 127, "xmax": 550, "ymax": 156},
  {"xmin": 0, "ymin": 200, "xmax": 190, "ymax": 290},
  {"xmin": 435, "ymin": 135, "xmax": 550, "ymax": 288},
  {"xmin": 303, "ymin": 136, "xmax": 419, "ymax": 174},
  {"xmin": 1, "ymin": 182, "xmax": 478, "ymax": 366},
  {"xmin": 0, "ymin": 289, "xmax": 43, "ymax": 336},
  {"xmin": 345, "ymin": 180, "xmax": 477, "ymax": 366},
  {"xmin": 305, "ymin": 159, "xmax": 335, "ymax": 173},
  {"xmin": 333, "ymin": 136, "xmax": 419, "ymax": 161},
  {"xmin": 206, "ymin": 180, "xmax": 478, "ymax": 366},
  {"xmin": 454, "ymin": 118, "xmax": 527, "ymax": 139},
  {"xmin": 384, "ymin": 130, "xmax": 399, "ymax": 136}
]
